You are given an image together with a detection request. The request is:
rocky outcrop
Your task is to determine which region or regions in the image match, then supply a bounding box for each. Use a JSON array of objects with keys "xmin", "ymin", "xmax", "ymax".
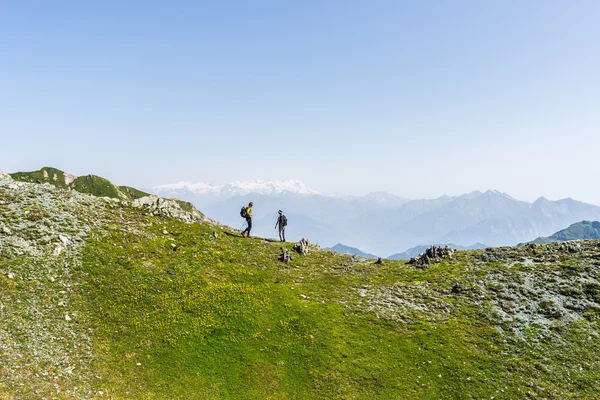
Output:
[
  {"xmin": 132, "ymin": 195, "xmax": 213, "ymax": 225},
  {"xmin": 409, "ymin": 245, "xmax": 455, "ymax": 269}
]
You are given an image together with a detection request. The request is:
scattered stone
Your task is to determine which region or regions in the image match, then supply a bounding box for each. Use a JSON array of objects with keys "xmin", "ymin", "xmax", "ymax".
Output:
[
  {"xmin": 7, "ymin": 272, "xmax": 14, "ymax": 279},
  {"xmin": 2, "ymin": 226, "xmax": 11, "ymax": 235},
  {"xmin": 163, "ymin": 229, "xmax": 169, "ymax": 235},
  {"xmin": 65, "ymin": 314, "xmax": 72, "ymax": 321},
  {"xmin": 279, "ymin": 247, "xmax": 293, "ymax": 264},
  {"xmin": 170, "ymin": 243, "xmax": 177, "ymax": 251},
  {"xmin": 481, "ymin": 251, "xmax": 503, "ymax": 263},
  {"xmin": 350, "ymin": 254, "xmax": 362, "ymax": 263},
  {"xmin": 53, "ymin": 246, "xmax": 63, "ymax": 256},
  {"xmin": 211, "ymin": 232, "xmax": 219, "ymax": 239},
  {"xmin": 560, "ymin": 241, "xmax": 583, "ymax": 253}
]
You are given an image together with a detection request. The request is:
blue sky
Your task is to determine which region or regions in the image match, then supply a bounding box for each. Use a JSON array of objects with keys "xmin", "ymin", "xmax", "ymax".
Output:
[{"xmin": 1, "ymin": 1, "xmax": 599, "ymax": 204}]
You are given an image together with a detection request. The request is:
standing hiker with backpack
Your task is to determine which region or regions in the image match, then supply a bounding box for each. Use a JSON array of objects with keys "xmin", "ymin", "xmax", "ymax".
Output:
[
  {"xmin": 240, "ymin": 202, "xmax": 253, "ymax": 238},
  {"xmin": 274, "ymin": 210, "xmax": 287, "ymax": 242}
]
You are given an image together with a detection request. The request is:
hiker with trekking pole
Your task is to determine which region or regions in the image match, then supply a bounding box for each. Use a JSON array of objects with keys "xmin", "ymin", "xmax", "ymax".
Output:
[
  {"xmin": 240, "ymin": 202, "xmax": 253, "ymax": 238},
  {"xmin": 274, "ymin": 210, "xmax": 287, "ymax": 242}
]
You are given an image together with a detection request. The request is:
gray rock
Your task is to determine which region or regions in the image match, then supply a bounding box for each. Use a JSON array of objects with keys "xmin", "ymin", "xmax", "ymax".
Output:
[
  {"xmin": 409, "ymin": 245, "xmax": 455, "ymax": 269},
  {"xmin": 132, "ymin": 195, "xmax": 212, "ymax": 225},
  {"xmin": 561, "ymin": 241, "xmax": 583, "ymax": 253},
  {"xmin": 2, "ymin": 226, "xmax": 11, "ymax": 235},
  {"xmin": 293, "ymin": 238, "xmax": 311, "ymax": 255}
]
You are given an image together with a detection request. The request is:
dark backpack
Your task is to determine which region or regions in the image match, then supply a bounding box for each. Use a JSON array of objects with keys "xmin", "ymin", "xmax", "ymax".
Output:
[
  {"xmin": 281, "ymin": 215, "xmax": 288, "ymax": 226},
  {"xmin": 240, "ymin": 207, "xmax": 248, "ymax": 218}
]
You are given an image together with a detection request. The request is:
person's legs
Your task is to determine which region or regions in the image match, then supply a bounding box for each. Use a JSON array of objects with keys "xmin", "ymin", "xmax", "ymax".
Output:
[
  {"xmin": 281, "ymin": 226, "xmax": 286, "ymax": 242},
  {"xmin": 241, "ymin": 219, "xmax": 251, "ymax": 237},
  {"xmin": 246, "ymin": 218, "xmax": 252, "ymax": 237}
]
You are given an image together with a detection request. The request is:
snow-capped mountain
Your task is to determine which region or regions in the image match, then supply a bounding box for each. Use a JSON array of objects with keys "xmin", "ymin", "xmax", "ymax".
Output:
[
  {"xmin": 150, "ymin": 180, "xmax": 600, "ymax": 256},
  {"xmin": 152, "ymin": 179, "xmax": 322, "ymax": 199}
]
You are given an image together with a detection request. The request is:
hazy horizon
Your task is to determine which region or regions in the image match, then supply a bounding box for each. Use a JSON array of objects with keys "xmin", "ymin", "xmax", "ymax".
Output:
[{"xmin": 2, "ymin": 1, "xmax": 599, "ymax": 205}]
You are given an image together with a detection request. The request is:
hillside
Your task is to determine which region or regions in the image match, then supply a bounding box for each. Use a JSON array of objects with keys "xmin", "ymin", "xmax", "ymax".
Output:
[
  {"xmin": 11, "ymin": 167, "xmax": 203, "ymax": 219},
  {"xmin": 2, "ymin": 172, "xmax": 600, "ymax": 398},
  {"xmin": 528, "ymin": 221, "xmax": 600, "ymax": 245}
]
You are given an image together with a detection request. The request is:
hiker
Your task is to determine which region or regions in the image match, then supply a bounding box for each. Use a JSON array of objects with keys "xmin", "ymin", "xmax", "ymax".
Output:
[
  {"xmin": 274, "ymin": 210, "xmax": 287, "ymax": 242},
  {"xmin": 240, "ymin": 202, "xmax": 253, "ymax": 237}
]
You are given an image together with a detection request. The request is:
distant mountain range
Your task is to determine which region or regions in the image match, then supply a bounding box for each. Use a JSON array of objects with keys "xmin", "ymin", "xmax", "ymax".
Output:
[
  {"xmin": 325, "ymin": 243, "xmax": 379, "ymax": 259},
  {"xmin": 524, "ymin": 221, "xmax": 600, "ymax": 245},
  {"xmin": 151, "ymin": 179, "xmax": 600, "ymax": 255}
]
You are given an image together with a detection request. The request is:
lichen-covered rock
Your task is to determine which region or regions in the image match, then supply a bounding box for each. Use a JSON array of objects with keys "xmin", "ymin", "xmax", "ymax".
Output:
[{"xmin": 132, "ymin": 195, "xmax": 210, "ymax": 224}]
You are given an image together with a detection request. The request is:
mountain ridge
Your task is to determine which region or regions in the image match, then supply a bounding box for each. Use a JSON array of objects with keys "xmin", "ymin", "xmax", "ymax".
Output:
[{"xmin": 525, "ymin": 220, "xmax": 600, "ymax": 245}]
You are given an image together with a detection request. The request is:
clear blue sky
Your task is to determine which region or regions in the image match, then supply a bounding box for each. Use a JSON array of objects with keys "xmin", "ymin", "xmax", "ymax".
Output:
[{"xmin": 1, "ymin": 1, "xmax": 599, "ymax": 204}]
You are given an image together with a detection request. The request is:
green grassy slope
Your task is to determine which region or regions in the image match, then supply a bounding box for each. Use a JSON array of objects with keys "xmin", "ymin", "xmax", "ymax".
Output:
[
  {"xmin": 72, "ymin": 175, "xmax": 128, "ymax": 200},
  {"xmin": 119, "ymin": 185, "xmax": 150, "ymax": 200},
  {"xmin": 530, "ymin": 221, "xmax": 600, "ymax": 245},
  {"xmin": 78, "ymin": 222, "xmax": 600, "ymax": 399},
  {"xmin": 2, "ymin": 178, "xmax": 600, "ymax": 399}
]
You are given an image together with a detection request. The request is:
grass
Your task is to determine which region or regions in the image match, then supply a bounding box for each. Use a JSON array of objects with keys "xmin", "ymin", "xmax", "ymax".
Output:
[
  {"xmin": 71, "ymin": 217, "xmax": 600, "ymax": 399},
  {"xmin": 119, "ymin": 186, "xmax": 150, "ymax": 200},
  {"xmin": 10, "ymin": 167, "xmax": 70, "ymax": 188},
  {"xmin": 72, "ymin": 175, "xmax": 127, "ymax": 200}
]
